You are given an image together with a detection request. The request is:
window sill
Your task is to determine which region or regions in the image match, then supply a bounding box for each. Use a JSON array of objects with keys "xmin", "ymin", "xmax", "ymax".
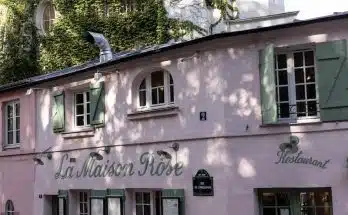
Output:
[
  {"xmin": 260, "ymin": 118, "xmax": 322, "ymax": 127},
  {"xmin": 61, "ymin": 128, "xmax": 95, "ymax": 139},
  {"xmin": 3, "ymin": 144, "xmax": 20, "ymax": 150},
  {"xmin": 127, "ymin": 106, "xmax": 179, "ymax": 120}
]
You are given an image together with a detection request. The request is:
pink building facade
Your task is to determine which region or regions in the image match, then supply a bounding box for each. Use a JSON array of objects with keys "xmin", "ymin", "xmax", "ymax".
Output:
[
  {"xmin": 0, "ymin": 89, "xmax": 36, "ymax": 215},
  {"xmin": 2, "ymin": 12, "xmax": 348, "ymax": 215}
]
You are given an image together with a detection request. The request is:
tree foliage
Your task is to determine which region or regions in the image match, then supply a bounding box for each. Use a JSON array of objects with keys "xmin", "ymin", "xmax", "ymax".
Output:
[{"xmin": 0, "ymin": 0, "xmax": 237, "ymax": 84}]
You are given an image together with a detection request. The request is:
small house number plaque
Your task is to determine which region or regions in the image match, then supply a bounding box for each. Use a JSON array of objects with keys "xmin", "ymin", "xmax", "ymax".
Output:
[{"xmin": 192, "ymin": 169, "xmax": 214, "ymax": 196}]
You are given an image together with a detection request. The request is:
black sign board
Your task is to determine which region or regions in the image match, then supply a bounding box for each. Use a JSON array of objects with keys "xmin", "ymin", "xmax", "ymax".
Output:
[{"xmin": 192, "ymin": 169, "xmax": 214, "ymax": 196}]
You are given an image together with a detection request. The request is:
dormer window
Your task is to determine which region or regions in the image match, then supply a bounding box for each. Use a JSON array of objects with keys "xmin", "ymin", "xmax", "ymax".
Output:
[{"xmin": 138, "ymin": 70, "xmax": 174, "ymax": 108}]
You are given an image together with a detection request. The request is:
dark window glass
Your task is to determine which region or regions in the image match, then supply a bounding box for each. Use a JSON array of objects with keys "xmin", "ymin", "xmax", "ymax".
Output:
[
  {"xmin": 278, "ymin": 70, "xmax": 288, "ymax": 85},
  {"xmin": 295, "ymin": 68, "xmax": 305, "ymax": 83},
  {"xmin": 279, "ymin": 103, "xmax": 290, "ymax": 118},
  {"xmin": 296, "ymin": 102, "xmax": 306, "ymax": 117},
  {"xmin": 76, "ymin": 116, "xmax": 84, "ymax": 126},
  {"xmin": 279, "ymin": 87, "xmax": 289, "ymax": 101},
  {"xmin": 151, "ymin": 71, "xmax": 164, "ymax": 87},
  {"xmin": 152, "ymin": 89, "xmax": 158, "ymax": 105},
  {"xmin": 305, "ymin": 51, "xmax": 314, "ymax": 66},
  {"xmin": 170, "ymin": 86, "xmax": 174, "ymax": 102},
  {"xmin": 296, "ymin": 85, "xmax": 305, "ymax": 100},
  {"xmin": 306, "ymin": 67, "xmax": 315, "ymax": 82},
  {"xmin": 307, "ymin": 101, "xmax": 317, "ymax": 116},
  {"xmin": 294, "ymin": 52, "xmax": 304, "ymax": 67},
  {"xmin": 277, "ymin": 54, "xmax": 287, "ymax": 69}
]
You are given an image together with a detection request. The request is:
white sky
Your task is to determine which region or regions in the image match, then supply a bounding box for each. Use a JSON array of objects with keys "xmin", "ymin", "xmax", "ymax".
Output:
[{"xmin": 285, "ymin": 0, "xmax": 348, "ymax": 19}]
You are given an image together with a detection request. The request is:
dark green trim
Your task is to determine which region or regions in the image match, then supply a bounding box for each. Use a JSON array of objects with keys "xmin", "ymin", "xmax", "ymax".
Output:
[
  {"xmin": 106, "ymin": 189, "xmax": 125, "ymax": 198},
  {"xmin": 58, "ymin": 190, "xmax": 68, "ymax": 198},
  {"xmin": 90, "ymin": 190, "xmax": 107, "ymax": 199},
  {"xmin": 161, "ymin": 189, "xmax": 185, "ymax": 215}
]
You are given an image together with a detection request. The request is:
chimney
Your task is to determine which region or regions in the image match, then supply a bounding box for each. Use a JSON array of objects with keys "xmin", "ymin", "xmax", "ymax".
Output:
[{"xmin": 84, "ymin": 31, "xmax": 112, "ymax": 63}]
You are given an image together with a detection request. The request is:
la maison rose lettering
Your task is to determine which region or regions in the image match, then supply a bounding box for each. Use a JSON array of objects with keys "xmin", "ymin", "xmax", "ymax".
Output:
[{"xmin": 54, "ymin": 152, "xmax": 184, "ymax": 179}]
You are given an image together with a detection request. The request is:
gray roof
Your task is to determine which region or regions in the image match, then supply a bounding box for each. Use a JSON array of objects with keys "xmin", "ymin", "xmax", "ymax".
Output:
[{"xmin": 1, "ymin": 11, "xmax": 348, "ymax": 93}]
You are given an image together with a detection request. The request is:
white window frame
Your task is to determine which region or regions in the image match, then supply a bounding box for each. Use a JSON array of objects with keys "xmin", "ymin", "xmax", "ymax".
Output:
[
  {"xmin": 74, "ymin": 91, "xmax": 91, "ymax": 128},
  {"xmin": 138, "ymin": 71, "xmax": 174, "ymax": 110},
  {"xmin": 35, "ymin": 0, "xmax": 56, "ymax": 35},
  {"xmin": 275, "ymin": 48, "xmax": 320, "ymax": 123},
  {"xmin": 79, "ymin": 191, "xmax": 89, "ymax": 215},
  {"xmin": 134, "ymin": 191, "xmax": 154, "ymax": 215},
  {"xmin": 5, "ymin": 200, "xmax": 14, "ymax": 215},
  {"xmin": 4, "ymin": 100, "xmax": 20, "ymax": 148}
]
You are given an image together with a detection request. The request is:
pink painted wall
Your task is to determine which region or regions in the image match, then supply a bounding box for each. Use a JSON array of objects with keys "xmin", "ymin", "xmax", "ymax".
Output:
[
  {"xmin": 0, "ymin": 90, "xmax": 36, "ymax": 215},
  {"xmin": 34, "ymin": 18, "xmax": 348, "ymax": 215}
]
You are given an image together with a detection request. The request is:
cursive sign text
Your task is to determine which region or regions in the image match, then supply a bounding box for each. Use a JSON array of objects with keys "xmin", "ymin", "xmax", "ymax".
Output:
[
  {"xmin": 275, "ymin": 151, "xmax": 330, "ymax": 169},
  {"xmin": 55, "ymin": 152, "xmax": 184, "ymax": 179}
]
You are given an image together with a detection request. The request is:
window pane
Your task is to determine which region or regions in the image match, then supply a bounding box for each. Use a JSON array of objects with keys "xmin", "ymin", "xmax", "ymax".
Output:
[
  {"xmin": 315, "ymin": 191, "xmax": 331, "ymax": 206},
  {"xmin": 263, "ymin": 208, "xmax": 276, "ymax": 215},
  {"xmin": 294, "ymin": 52, "xmax": 304, "ymax": 67},
  {"xmin": 316, "ymin": 207, "xmax": 331, "ymax": 215},
  {"xmin": 16, "ymin": 130, "xmax": 20, "ymax": 144},
  {"xmin": 144, "ymin": 205, "xmax": 151, "ymax": 215},
  {"xmin": 158, "ymin": 87, "xmax": 164, "ymax": 103},
  {"xmin": 7, "ymin": 131, "xmax": 13, "ymax": 145},
  {"xmin": 87, "ymin": 114, "xmax": 91, "ymax": 125},
  {"xmin": 279, "ymin": 87, "xmax": 289, "ymax": 101},
  {"xmin": 306, "ymin": 84, "xmax": 316, "ymax": 99},
  {"xmin": 301, "ymin": 207, "xmax": 315, "ymax": 215},
  {"xmin": 87, "ymin": 103, "xmax": 90, "ymax": 114},
  {"xmin": 297, "ymin": 102, "xmax": 306, "ymax": 117},
  {"xmin": 140, "ymin": 79, "xmax": 146, "ymax": 89},
  {"xmin": 76, "ymin": 105, "xmax": 84, "ymax": 115},
  {"xmin": 277, "ymin": 54, "xmax": 287, "ymax": 69},
  {"xmin": 305, "ymin": 67, "xmax": 315, "ymax": 82},
  {"xmin": 262, "ymin": 193, "xmax": 276, "ymax": 206},
  {"xmin": 7, "ymin": 118, "xmax": 13, "ymax": 130},
  {"xmin": 279, "ymin": 103, "xmax": 290, "ymax": 118},
  {"xmin": 152, "ymin": 89, "xmax": 158, "ymax": 105},
  {"xmin": 79, "ymin": 203, "xmax": 84, "ymax": 213},
  {"xmin": 170, "ymin": 86, "xmax": 174, "ymax": 102},
  {"xmin": 16, "ymin": 117, "xmax": 20, "ymax": 130},
  {"xmin": 139, "ymin": 91, "xmax": 146, "ymax": 106},
  {"xmin": 76, "ymin": 116, "xmax": 84, "ymax": 126},
  {"xmin": 296, "ymin": 85, "xmax": 305, "ymax": 100},
  {"xmin": 277, "ymin": 208, "xmax": 291, "ymax": 215},
  {"xmin": 305, "ymin": 51, "xmax": 314, "ymax": 66},
  {"xmin": 151, "ymin": 71, "xmax": 164, "ymax": 87},
  {"xmin": 169, "ymin": 74, "xmax": 173, "ymax": 84},
  {"xmin": 143, "ymin": 192, "xmax": 151, "ymax": 204},
  {"xmin": 308, "ymin": 101, "xmax": 318, "ymax": 116},
  {"xmin": 135, "ymin": 192, "xmax": 142, "ymax": 204},
  {"xmin": 76, "ymin": 94, "xmax": 84, "ymax": 104},
  {"xmin": 278, "ymin": 70, "xmax": 288, "ymax": 85},
  {"xmin": 86, "ymin": 92, "xmax": 90, "ymax": 102},
  {"xmin": 295, "ymin": 68, "xmax": 305, "ymax": 83},
  {"xmin": 276, "ymin": 192, "xmax": 290, "ymax": 206},
  {"xmin": 7, "ymin": 105, "xmax": 13, "ymax": 118},
  {"xmin": 136, "ymin": 205, "xmax": 143, "ymax": 215},
  {"xmin": 15, "ymin": 103, "xmax": 20, "ymax": 116}
]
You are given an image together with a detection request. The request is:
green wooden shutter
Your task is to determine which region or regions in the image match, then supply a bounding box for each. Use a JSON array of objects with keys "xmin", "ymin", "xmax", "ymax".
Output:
[
  {"xmin": 259, "ymin": 44, "xmax": 277, "ymax": 124},
  {"xmin": 90, "ymin": 81, "xmax": 105, "ymax": 127},
  {"xmin": 316, "ymin": 39, "xmax": 348, "ymax": 121},
  {"xmin": 52, "ymin": 91, "xmax": 65, "ymax": 133},
  {"xmin": 58, "ymin": 190, "xmax": 68, "ymax": 215},
  {"xmin": 107, "ymin": 189, "xmax": 125, "ymax": 215},
  {"xmin": 161, "ymin": 189, "xmax": 185, "ymax": 215}
]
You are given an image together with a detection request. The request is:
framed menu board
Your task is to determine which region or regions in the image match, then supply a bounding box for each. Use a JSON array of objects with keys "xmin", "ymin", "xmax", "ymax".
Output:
[{"xmin": 162, "ymin": 198, "xmax": 179, "ymax": 215}]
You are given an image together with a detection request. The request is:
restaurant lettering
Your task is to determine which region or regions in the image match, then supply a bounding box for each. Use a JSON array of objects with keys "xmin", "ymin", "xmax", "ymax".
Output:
[
  {"xmin": 275, "ymin": 136, "xmax": 330, "ymax": 169},
  {"xmin": 275, "ymin": 151, "xmax": 330, "ymax": 169},
  {"xmin": 55, "ymin": 152, "xmax": 184, "ymax": 179}
]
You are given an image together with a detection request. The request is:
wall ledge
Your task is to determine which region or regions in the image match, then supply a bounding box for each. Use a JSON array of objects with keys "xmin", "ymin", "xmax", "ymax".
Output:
[
  {"xmin": 61, "ymin": 128, "xmax": 95, "ymax": 139},
  {"xmin": 127, "ymin": 106, "xmax": 179, "ymax": 120}
]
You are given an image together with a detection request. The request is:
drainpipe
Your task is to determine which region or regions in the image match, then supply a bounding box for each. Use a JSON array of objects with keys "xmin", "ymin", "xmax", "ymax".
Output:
[{"xmin": 84, "ymin": 31, "xmax": 113, "ymax": 63}]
